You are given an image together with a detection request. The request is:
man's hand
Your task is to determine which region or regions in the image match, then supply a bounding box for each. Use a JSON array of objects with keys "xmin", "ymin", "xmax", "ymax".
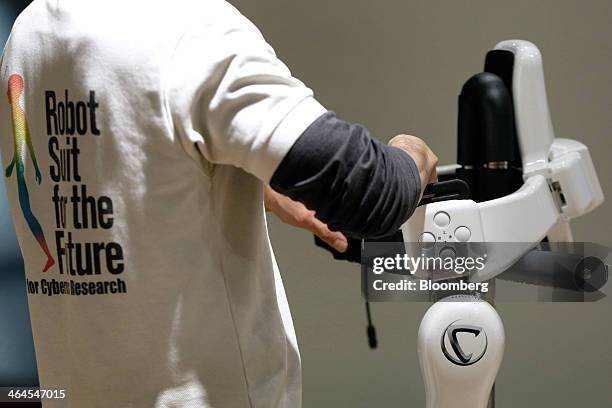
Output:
[
  {"xmin": 388, "ymin": 134, "xmax": 438, "ymax": 196},
  {"xmin": 264, "ymin": 185, "xmax": 348, "ymax": 253}
]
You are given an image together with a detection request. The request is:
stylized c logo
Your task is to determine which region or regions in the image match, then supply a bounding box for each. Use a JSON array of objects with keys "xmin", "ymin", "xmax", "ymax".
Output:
[{"xmin": 441, "ymin": 320, "xmax": 487, "ymax": 366}]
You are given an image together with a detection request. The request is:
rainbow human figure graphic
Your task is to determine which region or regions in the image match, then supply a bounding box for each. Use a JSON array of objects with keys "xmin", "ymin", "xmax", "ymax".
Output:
[{"xmin": 5, "ymin": 74, "xmax": 55, "ymax": 272}]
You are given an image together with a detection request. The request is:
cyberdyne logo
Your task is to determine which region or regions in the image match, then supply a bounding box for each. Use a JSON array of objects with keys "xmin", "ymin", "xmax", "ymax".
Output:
[{"xmin": 441, "ymin": 320, "xmax": 487, "ymax": 366}]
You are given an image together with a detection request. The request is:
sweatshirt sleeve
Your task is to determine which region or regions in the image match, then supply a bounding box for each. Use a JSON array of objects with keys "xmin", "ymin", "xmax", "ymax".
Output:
[
  {"xmin": 271, "ymin": 112, "xmax": 422, "ymax": 238},
  {"xmin": 166, "ymin": 3, "xmax": 326, "ymax": 182}
]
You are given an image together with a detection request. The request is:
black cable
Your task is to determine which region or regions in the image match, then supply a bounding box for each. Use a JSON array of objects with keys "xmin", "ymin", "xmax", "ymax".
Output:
[{"xmin": 365, "ymin": 301, "xmax": 378, "ymax": 349}]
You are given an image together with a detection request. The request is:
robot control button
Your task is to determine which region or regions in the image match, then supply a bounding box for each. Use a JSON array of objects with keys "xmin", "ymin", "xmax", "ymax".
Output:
[
  {"xmin": 454, "ymin": 226, "xmax": 471, "ymax": 242},
  {"xmin": 439, "ymin": 247, "xmax": 456, "ymax": 259},
  {"xmin": 433, "ymin": 212, "xmax": 451, "ymax": 227},
  {"xmin": 420, "ymin": 233, "xmax": 436, "ymax": 243}
]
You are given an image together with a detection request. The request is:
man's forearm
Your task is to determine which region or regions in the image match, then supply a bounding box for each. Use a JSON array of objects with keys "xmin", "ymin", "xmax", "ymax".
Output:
[{"xmin": 270, "ymin": 111, "xmax": 422, "ymax": 238}]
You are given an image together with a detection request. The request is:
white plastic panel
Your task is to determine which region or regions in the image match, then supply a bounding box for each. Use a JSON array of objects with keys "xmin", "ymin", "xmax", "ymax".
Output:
[
  {"xmin": 418, "ymin": 296, "xmax": 504, "ymax": 408},
  {"xmin": 479, "ymin": 175, "xmax": 558, "ymax": 242},
  {"xmin": 494, "ymin": 40, "xmax": 555, "ymax": 175},
  {"xmin": 548, "ymin": 138, "xmax": 604, "ymax": 218}
]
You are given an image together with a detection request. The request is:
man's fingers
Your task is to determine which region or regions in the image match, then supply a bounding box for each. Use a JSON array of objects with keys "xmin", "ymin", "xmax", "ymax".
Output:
[
  {"xmin": 308, "ymin": 217, "xmax": 348, "ymax": 253},
  {"xmin": 427, "ymin": 151, "xmax": 439, "ymax": 184},
  {"xmin": 388, "ymin": 134, "xmax": 439, "ymax": 194},
  {"xmin": 264, "ymin": 187, "xmax": 348, "ymax": 252},
  {"xmin": 429, "ymin": 165, "xmax": 438, "ymax": 183}
]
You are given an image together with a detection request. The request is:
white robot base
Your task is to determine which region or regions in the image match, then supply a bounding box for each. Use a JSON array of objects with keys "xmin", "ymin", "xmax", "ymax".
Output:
[{"xmin": 418, "ymin": 296, "xmax": 505, "ymax": 408}]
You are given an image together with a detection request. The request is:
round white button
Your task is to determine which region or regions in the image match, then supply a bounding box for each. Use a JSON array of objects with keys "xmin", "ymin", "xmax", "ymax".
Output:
[
  {"xmin": 420, "ymin": 232, "xmax": 436, "ymax": 243},
  {"xmin": 433, "ymin": 211, "xmax": 451, "ymax": 227},
  {"xmin": 439, "ymin": 247, "xmax": 456, "ymax": 259},
  {"xmin": 454, "ymin": 226, "xmax": 471, "ymax": 242}
]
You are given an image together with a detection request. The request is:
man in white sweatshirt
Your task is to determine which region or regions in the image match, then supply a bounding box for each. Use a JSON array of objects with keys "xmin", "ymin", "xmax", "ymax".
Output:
[{"xmin": 0, "ymin": 0, "xmax": 437, "ymax": 406}]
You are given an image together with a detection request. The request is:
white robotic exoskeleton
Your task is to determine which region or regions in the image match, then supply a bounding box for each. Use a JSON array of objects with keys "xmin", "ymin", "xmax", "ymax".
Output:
[
  {"xmin": 402, "ymin": 40, "xmax": 603, "ymax": 282},
  {"xmin": 412, "ymin": 40, "xmax": 604, "ymax": 408}
]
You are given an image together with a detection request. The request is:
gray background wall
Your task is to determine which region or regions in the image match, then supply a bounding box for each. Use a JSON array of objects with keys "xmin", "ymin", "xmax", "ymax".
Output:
[{"xmin": 229, "ymin": 0, "xmax": 611, "ymax": 407}]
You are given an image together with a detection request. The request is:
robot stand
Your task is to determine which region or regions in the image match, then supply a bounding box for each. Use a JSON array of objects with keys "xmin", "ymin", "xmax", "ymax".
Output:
[
  {"xmin": 419, "ymin": 295, "xmax": 504, "ymax": 408},
  {"xmin": 426, "ymin": 282, "xmax": 499, "ymax": 408}
]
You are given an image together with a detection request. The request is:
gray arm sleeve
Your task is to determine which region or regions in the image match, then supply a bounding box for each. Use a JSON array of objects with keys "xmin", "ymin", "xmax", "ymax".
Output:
[{"xmin": 270, "ymin": 111, "xmax": 421, "ymax": 238}]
